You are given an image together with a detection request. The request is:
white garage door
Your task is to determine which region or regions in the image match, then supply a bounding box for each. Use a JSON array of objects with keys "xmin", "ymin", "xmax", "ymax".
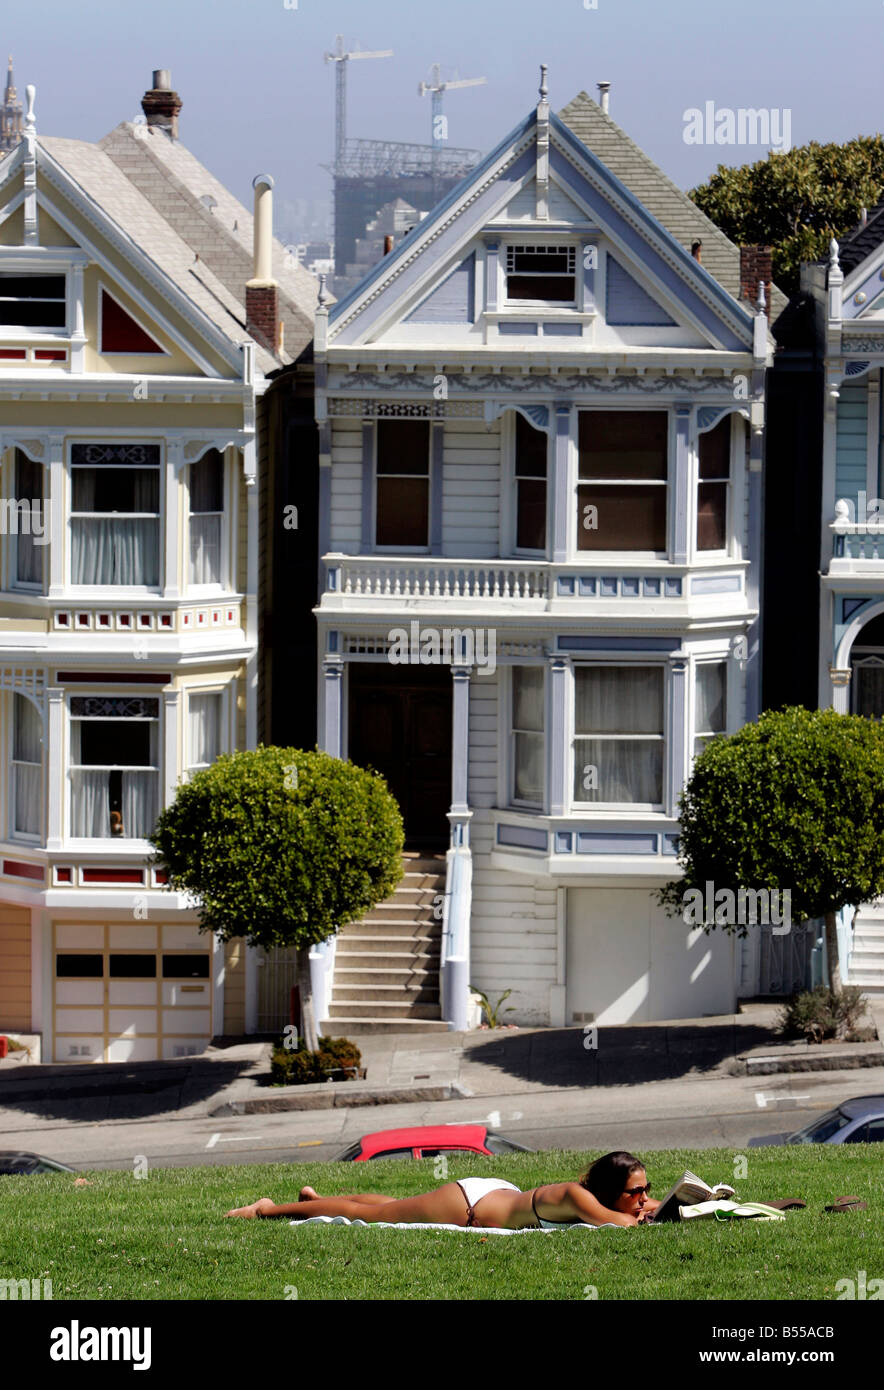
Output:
[{"xmin": 53, "ymin": 922, "xmax": 213, "ymax": 1063}]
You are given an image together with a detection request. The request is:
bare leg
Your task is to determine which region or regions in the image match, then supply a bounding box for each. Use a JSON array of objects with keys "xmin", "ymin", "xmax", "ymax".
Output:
[
  {"xmin": 299, "ymin": 1186, "xmax": 395, "ymax": 1207},
  {"xmin": 227, "ymin": 1182, "xmax": 472, "ymax": 1225}
]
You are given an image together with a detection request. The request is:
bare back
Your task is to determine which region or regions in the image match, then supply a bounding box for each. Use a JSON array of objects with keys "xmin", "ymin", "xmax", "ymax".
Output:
[{"xmin": 472, "ymin": 1181, "xmax": 636, "ymax": 1230}]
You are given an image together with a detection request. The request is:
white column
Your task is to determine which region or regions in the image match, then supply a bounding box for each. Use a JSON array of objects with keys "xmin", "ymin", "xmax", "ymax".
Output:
[
  {"xmin": 47, "ymin": 435, "xmax": 64, "ymax": 597},
  {"xmin": 547, "ymin": 653, "xmax": 569, "ymax": 816},
  {"xmin": 69, "ymin": 263, "xmax": 86, "ymax": 373},
  {"xmin": 46, "ymin": 687, "xmax": 64, "ymax": 849},
  {"xmin": 667, "ymin": 657, "xmax": 689, "ymax": 817},
  {"xmin": 245, "ymin": 467, "xmax": 259, "ymax": 749},
  {"xmin": 322, "ymin": 654, "xmax": 344, "ymax": 757},
  {"xmin": 552, "ymin": 403, "xmax": 571, "ymax": 563},
  {"xmin": 163, "ymin": 439, "xmax": 182, "ymax": 599},
  {"xmin": 162, "ymin": 689, "xmax": 180, "ymax": 809},
  {"xmin": 829, "ymin": 667, "xmax": 851, "ymax": 713},
  {"xmin": 450, "ymin": 663, "xmax": 471, "ymax": 818}
]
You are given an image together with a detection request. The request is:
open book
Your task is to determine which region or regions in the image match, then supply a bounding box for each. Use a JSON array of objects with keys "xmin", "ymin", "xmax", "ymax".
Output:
[{"xmin": 648, "ymin": 1170, "xmax": 736, "ymax": 1223}]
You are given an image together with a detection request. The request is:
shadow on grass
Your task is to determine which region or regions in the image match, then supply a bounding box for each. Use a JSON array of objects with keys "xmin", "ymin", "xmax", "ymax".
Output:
[{"xmin": 462, "ymin": 1022, "xmax": 779, "ymax": 1088}]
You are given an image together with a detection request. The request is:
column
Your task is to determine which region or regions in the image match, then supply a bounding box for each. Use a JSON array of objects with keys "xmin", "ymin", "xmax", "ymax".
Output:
[
  {"xmin": 360, "ymin": 419, "xmax": 374, "ymax": 553},
  {"xmin": 829, "ymin": 666, "xmax": 851, "ymax": 714},
  {"xmin": 322, "ymin": 652, "xmax": 344, "ymax": 758},
  {"xmin": 667, "ymin": 657, "xmax": 688, "ymax": 818},
  {"xmin": 430, "ymin": 420, "xmax": 444, "ymax": 555},
  {"xmin": 162, "ymin": 689, "xmax": 180, "ymax": 811},
  {"xmin": 673, "ymin": 405, "xmax": 691, "ymax": 565},
  {"xmin": 450, "ymin": 662, "xmax": 471, "ymax": 821},
  {"xmin": 483, "ymin": 237, "xmax": 500, "ymax": 313},
  {"xmin": 552, "ymin": 402, "xmax": 571, "ymax": 563},
  {"xmin": 547, "ymin": 652, "xmax": 569, "ymax": 816},
  {"xmin": 46, "ymin": 687, "xmax": 64, "ymax": 849},
  {"xmin": 163, "ymin": 439, "xmax": 182, "ymax": 599},
  {"xmin": 69, "ymin": 263, "xmax": 85, "ymax": 373},
  {"xmin": 245, "ymin": 468, "xmax": 259, "ymax": 749}
]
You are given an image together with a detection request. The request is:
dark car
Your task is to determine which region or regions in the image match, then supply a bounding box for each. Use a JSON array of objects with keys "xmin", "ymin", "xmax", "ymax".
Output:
[
  {"xmin": 749, "ymin": 1093, "xmax": 884, "ymax": 1146},
  {"xmin": 334, "ymin": 1124, "xmax": 533, "ymax": 1162},
  {"xmin": 0, "ymin": 1151, "xmax": 77, "ymax": 1175}
]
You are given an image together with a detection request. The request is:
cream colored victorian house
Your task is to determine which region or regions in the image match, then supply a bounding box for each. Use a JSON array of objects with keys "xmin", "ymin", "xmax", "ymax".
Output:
[{"xmin": 0, "ymin": 74, "xmax": 318, "ymax": 1061}]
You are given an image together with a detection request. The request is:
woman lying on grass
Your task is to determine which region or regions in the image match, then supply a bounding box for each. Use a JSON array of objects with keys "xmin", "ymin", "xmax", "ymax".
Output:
[{"xmin": 225, "ymin": 1150, "xmax": 661, "ymax": 1229}]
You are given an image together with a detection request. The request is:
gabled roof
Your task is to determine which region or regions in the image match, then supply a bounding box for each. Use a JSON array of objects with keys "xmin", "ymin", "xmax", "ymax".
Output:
[
  {"xmin": 838, "ymin": 201, "xmax": 884, "ymax": 275},
  {"xmin": 98, "ymin": 123, "xmax": 324, "ymax": 358},
  {"xmin": 557, "ymin": 92, "xmax": 788, "ymax": 318}
]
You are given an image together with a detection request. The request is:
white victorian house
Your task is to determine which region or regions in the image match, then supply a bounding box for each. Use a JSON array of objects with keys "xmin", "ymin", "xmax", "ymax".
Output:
[
  {"xmin": 0, "ymin": 74, "xmax": 318, "ymax": 1061},
  {"xmin": 309, "ymin": 76, "xmax": 779, "ymax": 1033}
]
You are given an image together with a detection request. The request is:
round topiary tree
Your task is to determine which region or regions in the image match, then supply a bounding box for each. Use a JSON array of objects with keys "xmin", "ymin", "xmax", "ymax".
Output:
[
  {"xmin": 658, "ymin": 706, "xmax": 884, "ymax": 992},
  {"xmin": 150, "ymin": 746, "xmax": 404, "ymax": 1050}
]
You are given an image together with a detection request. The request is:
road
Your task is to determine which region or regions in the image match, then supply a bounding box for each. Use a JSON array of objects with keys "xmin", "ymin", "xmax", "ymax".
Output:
[{"xmin": 2, "ymin": 1065, "xmax": 882, "ymax": 1172}]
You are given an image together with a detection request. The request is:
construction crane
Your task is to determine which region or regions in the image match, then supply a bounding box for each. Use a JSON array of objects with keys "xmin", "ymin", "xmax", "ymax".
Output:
[
  {"xmin": 325, "ymin": 35, "xmax": 393, "ymax": 168},
  {"xmin": 418, "ymin": 64, "xmax": 487, "ymax": 150}
]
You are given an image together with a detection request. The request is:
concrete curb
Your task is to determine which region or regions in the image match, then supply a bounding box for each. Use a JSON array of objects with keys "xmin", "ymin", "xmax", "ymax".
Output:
[
  {"xmin": 736, "ymin": 1043, "xmax": 884, "ymax": 1076},
  {"xmin": 209, "ymin": 1083, "xmax": 457, "ymax": 1114}
]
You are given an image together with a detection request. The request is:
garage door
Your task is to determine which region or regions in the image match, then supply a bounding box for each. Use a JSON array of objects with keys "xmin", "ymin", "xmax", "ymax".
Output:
[{"xmin": 53, "ymin": 922, "xmax": 212, "ymax": 1063}]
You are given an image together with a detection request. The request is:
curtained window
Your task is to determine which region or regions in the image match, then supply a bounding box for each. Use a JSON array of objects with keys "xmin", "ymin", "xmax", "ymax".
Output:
[
  {"xmin": 512, "ymin": 667, "xmax": 544, "ymax": 806},
  {"xmin": 12, "ymin": 693, "xmax": 42, "ymax": 837},
  {"xmin": 694, "ymin": 662, "xmax": 727, "ymax": 758},
  {"xmin": 375, "ymin": 420, "xmax": 429, "ymax": 547},
  {"xmin": 70, "ymin": 445, "xmax": 160, "ymax": 586},
  {"xmin": 577, "ymin": 411, "xmax": 668, "ymax": 552},
  {"xmin": 573, "ymin": 666, "xmax": 664, "ymax": 805},
  {"xmin": 515, "ymin": 413, "xmax": 547, "ymax": 551},
  {"xmin": 70, "ymin": 697, "xmax": 159, "ymax": 839},
  {"xmin": 189, "ymin": 450, "xmax": 223, "ymax": 586},
  {"xmin": 187, "ymin": 692, "xmax": 222, "ymax": 775},
  {"xmin": 697, "ymin": 416, "xmax": 730, "ymax": 551},
  {"xmin": 14, "ymin": 450, "xmax": 44, "ymax": 586}
]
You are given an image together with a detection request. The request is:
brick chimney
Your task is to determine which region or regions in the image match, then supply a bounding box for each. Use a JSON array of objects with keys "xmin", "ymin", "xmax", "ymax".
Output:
[
  {"xmin": 740, "ymin": 244, "xmax": 773, "ymax": 307},
  {"xmin": 246, "ymin": 174, "xmax": 279, "ymax": 354},
  {"xmin": 141, "ymin": 69, "xmax": 182, "ymax": 139}
]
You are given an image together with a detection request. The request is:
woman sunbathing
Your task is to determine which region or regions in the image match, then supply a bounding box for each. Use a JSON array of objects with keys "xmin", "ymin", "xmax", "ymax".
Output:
[{"xmin": 225, "ymin": 1150, "xmax": 661, "ymax": 1229}]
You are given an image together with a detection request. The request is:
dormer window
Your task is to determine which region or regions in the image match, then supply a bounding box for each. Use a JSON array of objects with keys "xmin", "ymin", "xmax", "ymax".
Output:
[
  {"xmin": 0, "ymin": 272, "xmax": 66, "ymax": 330},
  {"xmin": 505, "ymin": 245, "xmax": 576, "ymax": 304}
]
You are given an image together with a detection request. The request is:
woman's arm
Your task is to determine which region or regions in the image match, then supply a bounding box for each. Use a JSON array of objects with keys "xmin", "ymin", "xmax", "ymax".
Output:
[{"xmin": 566, "ymin": 1185, "xmax": 639, "ymax": 1227}]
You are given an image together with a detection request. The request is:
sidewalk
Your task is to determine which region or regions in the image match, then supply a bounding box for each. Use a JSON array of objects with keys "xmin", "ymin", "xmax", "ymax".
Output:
[{"xmin": 2, "ymin": 1001, "xmax": 882, "ymax": 1122}]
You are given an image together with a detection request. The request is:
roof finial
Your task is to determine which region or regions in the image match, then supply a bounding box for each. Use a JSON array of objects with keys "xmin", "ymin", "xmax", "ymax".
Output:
[
  {"xmin": 24, "ymin": 83, "xmax": 35, "ymax": 130},
  {"xmin": 756, "ymin": 279, "xmax": 766, "ymax": 312},
  {"xmin": 317, "ymin": 273, "xmax": 330, "ymax": 308},
  {"xmin": 539, "ymin": 64, "xmax": 548, "ymax": 101},
  {"xmin": 829, "ymin": 237, "xmax": 841, "ymax": 270}
]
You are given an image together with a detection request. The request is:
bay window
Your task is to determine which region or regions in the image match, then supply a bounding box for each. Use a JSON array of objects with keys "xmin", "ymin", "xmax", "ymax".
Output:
[
  {"xmin": 577, "ymin": 411, "xmax": 668, "ymax": 552},
  {"xmin": 70, "ymin": 696, "xmax": 159, "ymax": 839},
  {"xmin": 573, "ymin": 665, "xmax": 664, "ymax": 805},
  {"xmin": 12, "ymin": 693, "xmax": 42, "ymax": 837},
  {"xmin": 189, "ymin": 450, "xmax": 223, "ymax": 586},
  {"xmin": 70, "ymin": 444, "xmax": 160, "ymax": 587}
]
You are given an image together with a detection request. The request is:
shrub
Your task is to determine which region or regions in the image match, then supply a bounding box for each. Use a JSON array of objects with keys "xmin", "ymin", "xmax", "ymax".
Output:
[
  {"xmin": 270, "ymin": 1035, "xmax": 363, "ymax": 1086},
  {"xmin": 777, "ymin": 986, "xmax": 869, "ymax": 1043}
]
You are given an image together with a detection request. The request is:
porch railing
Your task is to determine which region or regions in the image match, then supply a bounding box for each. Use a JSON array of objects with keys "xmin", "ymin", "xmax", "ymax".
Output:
[{"xmin": 326, "ymin": 556, "xmax": 550, "ymax": 602}]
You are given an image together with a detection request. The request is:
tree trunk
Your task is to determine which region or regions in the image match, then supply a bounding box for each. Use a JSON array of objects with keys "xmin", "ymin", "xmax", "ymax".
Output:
[
  {"xmin": 297, "ymin": 947, "xmax": 319, "ymax": 1053},
  {"xmin": 824, "ymin": 910, "xmax": 843, "ymax": 994}
]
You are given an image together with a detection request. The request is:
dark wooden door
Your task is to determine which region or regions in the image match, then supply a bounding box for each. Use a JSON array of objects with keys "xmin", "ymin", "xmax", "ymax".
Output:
[{"xmin": 348, "ymin": 665, "xmax": 452, "ymax": 849}]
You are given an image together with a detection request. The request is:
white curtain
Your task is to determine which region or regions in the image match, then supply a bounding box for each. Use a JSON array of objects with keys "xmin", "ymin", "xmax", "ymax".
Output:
[
  {"xmin": 71, "ymin": 769, "xmax": 109, "ymax": 837},
  {"xmin": 12, "ymin": 694, "xmax": 42, "ymax": 835},
  {"xmin": 573, "ymin": 667, "xmax": 663, "ymax": 804},
  {"xmin": 122, "ymin": 770, "xmax": 160, "ymax": 839},
  {"xmin": 695, "ymin": 663, "xmax": 726, "ymax": 735},
  {"xmin": 512, "ymin": 668, "xmax": 544, "ymax": 804},
  {"xmin": 71, "ymin": 468, "xmax": 159, "ymax": 585},
  {"xmin": 188, "ymin": 693, "xmax": 222, "ymax": 771},
  {"xmin": 189, "ymin": 454, "xmax": 222, "ymax": 585}
]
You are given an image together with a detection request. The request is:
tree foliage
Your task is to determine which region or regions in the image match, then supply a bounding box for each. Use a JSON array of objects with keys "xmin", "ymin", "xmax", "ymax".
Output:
[
  {"xmin": 150, "ymin": 746, "xmax": 405, "ymax": 951},
  {"xmin": 659, "ymin": 707, "xmax": 884, "ymax": 929},
  {"xmin": 688, "ymin": 136, "xmax": 884, "ymax": 296}
]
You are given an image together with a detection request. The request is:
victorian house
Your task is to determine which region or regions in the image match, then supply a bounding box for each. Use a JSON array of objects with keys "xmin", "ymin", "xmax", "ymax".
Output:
[
  {"xmin": 0, "ymin": 73, "xmax": 319, "ymax": 1061},
  {"xmin": 308, "ymin": 75, "xmax": 782, "ymax": 1033}
]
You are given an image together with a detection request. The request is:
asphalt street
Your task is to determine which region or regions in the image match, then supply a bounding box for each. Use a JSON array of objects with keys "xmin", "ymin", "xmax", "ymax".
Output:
[{"xmin": 2, "ymin": 1064, "xmax": 882, "ymax": 1173}]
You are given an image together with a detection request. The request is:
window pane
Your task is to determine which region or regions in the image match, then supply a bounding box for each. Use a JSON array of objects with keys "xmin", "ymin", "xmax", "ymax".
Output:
[
  {"xmin": 514, "ymin": 732, "xmax": 544, "ymax": 803},
  {"xmin": 0, "ymin": 273, "xmax": 66, "ymax": 327},
  {"xmin": 578, "ymin": 412, "xmax": 668, "ymax": 480},
  {"xmin": 575, "ymin": 667, "xmax": 663, "ymax": 734},
  {"xmin": 13, "ymin": 693, "xmax": 41, "ymax": 762},
  {"xmin": 56, "ymin": 954, "xmax": 103, "ymax": 978},
  {"xmin": 855, "ymin": 665, "xmax": 884, "ymax": 719},
  {"xmin": 15, "ymin": 450, "xmax": 42, "ymax": 584},
  {"xmin": 696, "ymin": 664, "xmax": 726, "ymax": 735},
  {"xmin": 190, "ymin": 452, "xmax": 223, "ymax": 512},
  {"xmin": 71, "ymin": 519, "xmax": 159, "ymax": 585},
  {"xmin": 162, "ymin": 954, "xmax": 210, "ymax": 979},
  {"xmin": 76, "ymin": 719, "xmax": 153, "ymax": 767},
  {"xmin": 109, "ymin": 954, "xmax": 156, "ymax": 978},
  {"xmin": 697, "ymin": 482, "xmax": 727, "ymax": 550},
  {"xmin": 577, "ymin": 484, "xmax": 666, "ymax": 551},
  {"xmin": 515, "ymin": 413, "xmax": 547, "ymax": 477},
  {"xmin": 188, "ymin": 693, "xmax": 222, "ymax": 769},
  {"xmin": 190, "ymin": 514, "xmax": 221, "ymax": 584},
  {"xmin": 517, "ymin": 479, "xmax": 546, "ymax": 550},
  {"xmin": 72, "ymin": 467, "xmax": 159, "ymax": 512},
  {"xmin": 513, "ymin": 667, "xmax": 544, "ymax": 731},
  {"xmin": 376, "ymin": 420, "xmax": 430, "ymax": 476},
  {"xmin": 699, "ymin": 416, "xmax": 731, "ymax": 479},
  {"xmin": 574, "ymin": 739, "xmax": 663, "ymax": 803},
  {"xmin": 376, "ymin": 477, "xmax": 428, "ymax": 546},
  {"xmin": 507, "ymin": 275, "xmax": 575, "ymax": 301}
]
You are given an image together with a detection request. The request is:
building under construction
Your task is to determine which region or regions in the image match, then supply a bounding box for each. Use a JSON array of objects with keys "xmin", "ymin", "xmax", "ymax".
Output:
[{"xmin": 324, "ymin": 40, "xmax": 485, "ymax": 296}]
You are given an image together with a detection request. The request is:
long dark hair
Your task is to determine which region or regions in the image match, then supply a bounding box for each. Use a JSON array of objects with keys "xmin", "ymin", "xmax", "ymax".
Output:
[{"xmin": 579, "ymin": 1152, "xmax": 645, "ymax": 1209}]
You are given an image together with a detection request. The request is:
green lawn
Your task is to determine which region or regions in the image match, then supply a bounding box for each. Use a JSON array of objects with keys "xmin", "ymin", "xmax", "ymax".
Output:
[{"xmin": 1, "ymin": 1147, "xmax": 879, "ymax": 1301}]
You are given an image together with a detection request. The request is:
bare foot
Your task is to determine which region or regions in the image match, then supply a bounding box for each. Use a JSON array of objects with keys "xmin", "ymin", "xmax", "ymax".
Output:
[
  {"xmin": 225, "ymin": 1197, "xmax": 275, "ymax": 1219},
  {"xmin": 299, "ymin": 1186, "xmax": 320, "ymax": 1202}
]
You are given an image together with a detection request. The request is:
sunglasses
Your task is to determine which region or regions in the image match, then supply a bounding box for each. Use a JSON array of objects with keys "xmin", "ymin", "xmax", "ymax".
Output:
[{"xmin": 623, "ymin": 1183, "xmax": 652, "ymax": 1197}]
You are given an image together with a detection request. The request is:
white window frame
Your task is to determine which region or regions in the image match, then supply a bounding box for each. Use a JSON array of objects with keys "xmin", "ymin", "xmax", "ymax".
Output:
[
  {"xmin": 574, "ymin": 407, "xmax": 672, "ymax": 561},
  {"xmin": 503, "ymin": 242, "xmax": 579, "ymax": 309},
  {"xmin": 9, "ymin": 691, "xmax": 43, "ymax": 843},
  {"xmin": 503, "ymin": 409, "xmax": 550, "ymax": 559},
  {"xmin": 0, "ymin": 248, "xmax": 88, "ymax": 346},
  {"xmin": 66, "ymin": 693, "xmax": 162, "ymax": 845},
  {"xmin": 694, "ymin": 412, "xmax": 738, "ymax": 561},
  {"xmin": 373, "ymin": 418, "xmax": 432, "ymax": 554},
  {"xmin": 186, "ymin": 448, "xmax": 229, "ymax": 593},
  {"xmin": 185, "ymin": 686, "xmax": 227, "ymax": 777},
  {"xmin": 6, "ymin": 447, "xmax": 46, "ymax": 593},
  {"xmin": 66, "ymin": 440, "xmax": 164, "ymax": 593},
  {"xmin": 569, "ymin": 661, "xmax": 668, "ymax": 813},
  {"xmin": 692, "ymin": 659, "xmax": 729, "ymax": 762},
  {"xmin": 509, "ymin": 665, "xmax": 545, "ymax": 810}
]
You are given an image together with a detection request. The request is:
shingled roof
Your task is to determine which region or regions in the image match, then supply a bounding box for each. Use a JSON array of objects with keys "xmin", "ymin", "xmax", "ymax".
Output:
[
  {"xmin": 558, "ymin": 91, "xmax": 787, "ymax": 318},
  {"xmin": 837, "ymin": 201, "xmax": 884, "ymax": 275}
]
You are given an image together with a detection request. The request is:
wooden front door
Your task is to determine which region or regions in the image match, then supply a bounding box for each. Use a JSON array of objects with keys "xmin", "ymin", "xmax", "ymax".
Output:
[{"xmin": 348, "ymin": 665, "xmax": 452, "ymax": 849}]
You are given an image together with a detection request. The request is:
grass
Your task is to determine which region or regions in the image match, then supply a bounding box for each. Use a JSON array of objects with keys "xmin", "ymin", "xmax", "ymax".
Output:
[{"xmin": 1, "ymin": 1147, "xmax": 880, "ymax": 1301}]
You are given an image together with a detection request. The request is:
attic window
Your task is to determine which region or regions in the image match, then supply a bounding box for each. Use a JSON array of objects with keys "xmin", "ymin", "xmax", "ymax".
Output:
[
  {"xmin": 0, "ymin": 273, "xmax": 66, "ymax": 329},
  {"xmin": 100, "ymin": 290, "xmax": 164, "ymax": 354},
  {"xmin": 505, "ymin": 245, "xmax": 576, "ymax": 304}
]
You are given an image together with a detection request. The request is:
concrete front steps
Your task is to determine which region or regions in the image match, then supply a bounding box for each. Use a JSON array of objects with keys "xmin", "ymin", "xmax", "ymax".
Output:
[
  {"xmin": 320, "ymin": 853, "xmax": 450, "ymax": 1036},
  {"xmin": 848, "ymin": 907, "xmax": 884, "ymax": 994}
]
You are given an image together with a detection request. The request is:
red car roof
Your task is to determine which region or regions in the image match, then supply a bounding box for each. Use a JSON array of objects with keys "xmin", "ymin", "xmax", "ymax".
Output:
[{"xmin": 356, "ymin": 1125, "xmax": 489, "ymax": 1157}]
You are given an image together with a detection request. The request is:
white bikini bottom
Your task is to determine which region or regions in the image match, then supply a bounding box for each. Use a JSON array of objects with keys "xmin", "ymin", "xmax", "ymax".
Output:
[{"xmin": 456, "ymin": 1177, "xmax": 520, "ymax": 1208}]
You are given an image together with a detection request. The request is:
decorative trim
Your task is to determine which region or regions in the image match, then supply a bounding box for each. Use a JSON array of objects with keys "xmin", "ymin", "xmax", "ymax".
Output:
[
  {"xmin": 330, "ymin": 371, "xmax": 740, "ymax": 397},
  {"xmin": 497, "ymin": 822, "xmax": 548, "ymax": 851}
]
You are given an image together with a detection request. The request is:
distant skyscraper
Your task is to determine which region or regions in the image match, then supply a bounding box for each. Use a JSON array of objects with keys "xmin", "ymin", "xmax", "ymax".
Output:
[{"xmin": 1, "ymin": 56, "xmax": 23, "ymax": 153}]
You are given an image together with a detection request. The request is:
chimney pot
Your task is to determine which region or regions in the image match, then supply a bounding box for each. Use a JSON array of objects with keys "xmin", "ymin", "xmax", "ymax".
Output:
[
  {"xmin": 691, "ymin": 240, "xmax": 702, "ymax": 263},
  {"xmin": 383, "ymin": 234, "xmax": 394, "ymax": 255},
  {"xmin": 597, "ymin": 81, "xmax": 610, "ymax": 114},
  {"xmin": 246, "ymin": 173, "xmax": 279, "ymax": 355},
  {"xmin": 141, "ymin": 69, "xmax": 182, "ymax": 139}
]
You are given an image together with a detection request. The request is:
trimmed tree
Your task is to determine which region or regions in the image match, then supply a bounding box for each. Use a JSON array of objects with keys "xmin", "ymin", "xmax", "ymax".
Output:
[
  {"xmin": 150, "ymin": 746, "xmax": 404, "ymax": 1051},
  {"xmin": 658, "ymin": 707, "xmax": 884, "ymax": 992}
]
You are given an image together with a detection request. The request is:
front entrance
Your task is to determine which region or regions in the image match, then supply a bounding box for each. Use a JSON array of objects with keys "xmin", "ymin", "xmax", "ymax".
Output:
[{"xmin": 348, "ymin": 664, "xmax": 452, "ymax": 849}]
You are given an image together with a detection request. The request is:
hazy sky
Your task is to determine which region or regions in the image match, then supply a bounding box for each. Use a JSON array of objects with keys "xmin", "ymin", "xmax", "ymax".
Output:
[{"xmin": 4, "ymin": 0, "xmax": 878, "ymax": 230}]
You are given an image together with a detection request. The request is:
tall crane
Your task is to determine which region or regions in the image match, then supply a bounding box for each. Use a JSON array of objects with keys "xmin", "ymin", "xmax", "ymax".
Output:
[
  {"xmin": 325, "ymin": 35, "xmax": 394, "ymax": 167},
  {"xmin": 418, "ymin": 64, "xmax": 487, "ymax": 150}
]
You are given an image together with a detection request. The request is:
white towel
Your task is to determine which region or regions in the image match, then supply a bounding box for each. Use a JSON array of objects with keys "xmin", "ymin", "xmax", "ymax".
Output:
[{"xmin": 288, "ymin": 1216, "xmax": 622, "ymax": 1232}]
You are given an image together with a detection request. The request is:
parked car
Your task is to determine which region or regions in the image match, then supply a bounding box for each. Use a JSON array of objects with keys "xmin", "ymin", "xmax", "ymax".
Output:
[
  {"xmin": 334, "ymin": 1124, "xmax": 533, "ymax": 1162},
  {"xmin": 0, "ymin": 1151, "xmax": 76, "ymax": 1175},
  {"xmin": 749, "ymin": 1094, "xmax": 884, "ymax": 1146}
]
